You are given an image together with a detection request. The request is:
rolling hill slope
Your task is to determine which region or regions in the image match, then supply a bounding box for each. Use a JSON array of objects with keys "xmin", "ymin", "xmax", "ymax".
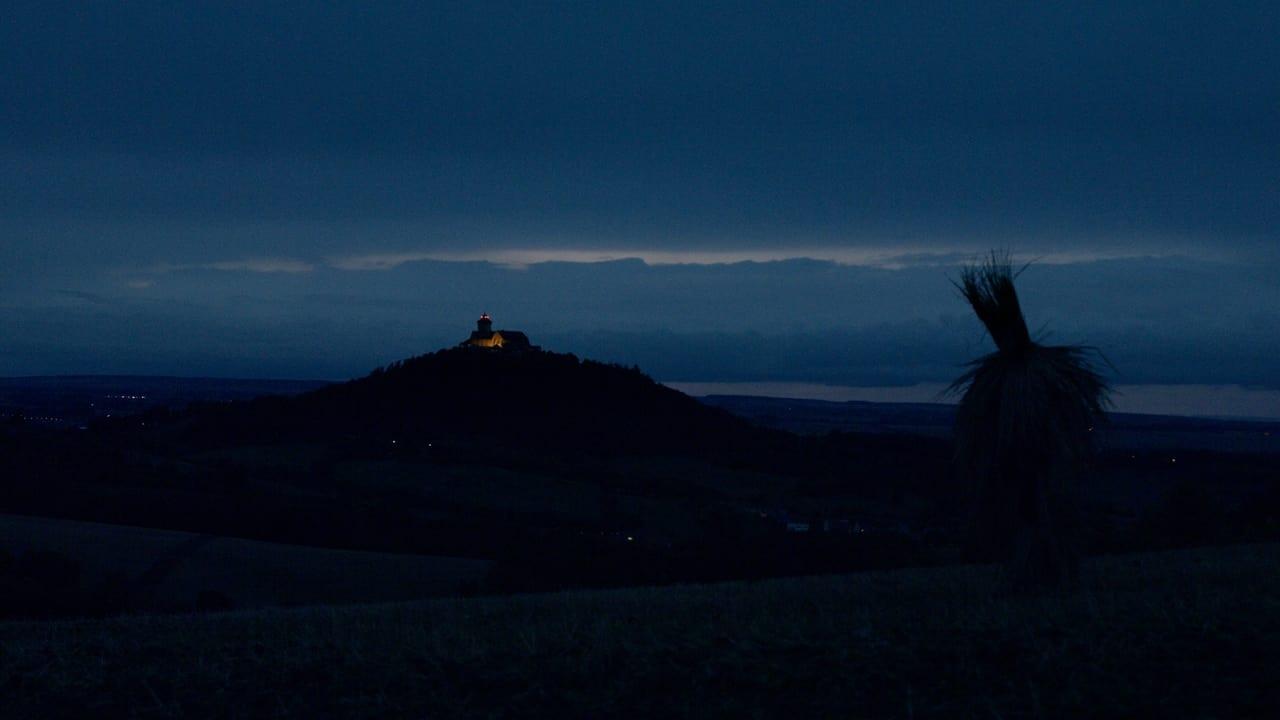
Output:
[{"xmin": 0, "ymin": 513, "xmax": 488, "ymax": 615}]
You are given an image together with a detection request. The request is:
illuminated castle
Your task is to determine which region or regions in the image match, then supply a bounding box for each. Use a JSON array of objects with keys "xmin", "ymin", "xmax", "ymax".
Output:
[{"xmin": 460, "ymin": 314, "xmax": 538, "ymax": 351}]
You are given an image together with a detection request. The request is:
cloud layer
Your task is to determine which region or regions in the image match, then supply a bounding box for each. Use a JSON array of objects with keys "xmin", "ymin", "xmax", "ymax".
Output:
[{"xmin": 1, "ymin": 256, "xmax": 1275, "ymax": 392}]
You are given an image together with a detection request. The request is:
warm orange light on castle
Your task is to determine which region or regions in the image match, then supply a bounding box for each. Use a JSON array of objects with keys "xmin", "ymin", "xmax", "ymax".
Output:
[{"xmin": 459, "ymin": 314, "xmax": 538, "ymax": 351}]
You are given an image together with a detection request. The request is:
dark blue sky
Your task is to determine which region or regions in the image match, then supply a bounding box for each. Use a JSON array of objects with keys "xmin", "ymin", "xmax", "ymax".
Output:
[{"xmin": 2, "ymin": 3, "xmax": 1278, "ymax": 393}]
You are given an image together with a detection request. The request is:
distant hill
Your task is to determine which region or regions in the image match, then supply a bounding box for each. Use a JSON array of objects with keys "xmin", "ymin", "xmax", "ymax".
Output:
[
  {"xmin": 152, "ymin": 347, "xmax": 776, "ymax": 457},
  {"xmin": 4, "ymin": 351, "xmax": 1276, "ymax": 599},
  {"xmin": 0, "ymin": 350, "xmax": 958, "ymax": 593}
]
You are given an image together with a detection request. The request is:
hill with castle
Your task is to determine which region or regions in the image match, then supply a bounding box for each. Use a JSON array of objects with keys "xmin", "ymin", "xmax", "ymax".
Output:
[
  {"xmin": 0, "ymin": 315, "xmax": 957, "ymax": 593},
  {"xmin": 4, "ymin": 314, "xmax": 1274, "ymax": 605},
  {"xmin": 146, "ymin": 313, "xmax": 770, "ymax": 457}
]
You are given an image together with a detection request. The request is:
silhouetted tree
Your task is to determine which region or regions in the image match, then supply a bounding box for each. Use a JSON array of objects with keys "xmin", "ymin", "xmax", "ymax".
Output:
[{"xmin": 950, "ymin": 253, "xmax": 1111, "ymax": 590}]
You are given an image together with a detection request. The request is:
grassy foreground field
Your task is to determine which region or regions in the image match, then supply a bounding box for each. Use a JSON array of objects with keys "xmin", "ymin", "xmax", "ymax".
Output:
[{"xmin": 2, "ymin": 544, "xmax": 1278, "ymax": 719}]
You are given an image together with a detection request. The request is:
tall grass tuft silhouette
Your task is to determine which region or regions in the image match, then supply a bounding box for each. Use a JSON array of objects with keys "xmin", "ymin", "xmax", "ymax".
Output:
[{"xmin": 950, "ymin": 252, "xmax": 1112, "ymax": 590}]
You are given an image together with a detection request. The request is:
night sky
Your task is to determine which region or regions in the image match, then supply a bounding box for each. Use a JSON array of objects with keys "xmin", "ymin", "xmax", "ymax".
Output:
[{"xmin": 2, "ymin": 3, "xmax": 1277, "ymax": 399}]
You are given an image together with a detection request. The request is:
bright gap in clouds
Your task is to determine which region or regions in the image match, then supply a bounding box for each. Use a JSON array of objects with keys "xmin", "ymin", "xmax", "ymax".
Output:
[{"xmin": 314, "ymin": 246, "xmax": 1185, "ymax": 272}]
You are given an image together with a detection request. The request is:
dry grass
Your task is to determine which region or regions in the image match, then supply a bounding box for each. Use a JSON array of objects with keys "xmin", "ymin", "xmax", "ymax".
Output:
[{"xmin": 2, "ymin": 543, "xmax": 1277, "ymax": 719}]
